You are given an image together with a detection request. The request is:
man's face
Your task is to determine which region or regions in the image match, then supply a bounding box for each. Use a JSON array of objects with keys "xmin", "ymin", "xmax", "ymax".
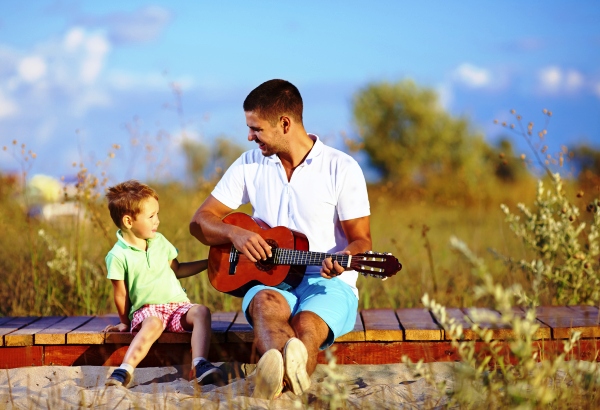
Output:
[{"xmin": 245, "ymin": 111, "xmax": 286, "ymax": 157}]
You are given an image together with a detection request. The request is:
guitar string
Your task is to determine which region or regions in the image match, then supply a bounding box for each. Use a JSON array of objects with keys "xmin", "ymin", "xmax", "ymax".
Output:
[{"xmin": 273, "ymin": 248, "xmax": 349, "ymax": 266}]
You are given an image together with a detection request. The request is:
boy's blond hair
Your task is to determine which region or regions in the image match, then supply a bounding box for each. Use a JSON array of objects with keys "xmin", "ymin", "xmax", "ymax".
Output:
[{"xmin": 106, "ymin": 180, "xmax": 159, "ymax": 229}]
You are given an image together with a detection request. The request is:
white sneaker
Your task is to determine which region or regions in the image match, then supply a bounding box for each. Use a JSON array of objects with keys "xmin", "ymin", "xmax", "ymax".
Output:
[
  {"xmin": 252, "ymin": 349, "xmax": 284, "ymax": 400},
  {"xmin": 283, "ymin": 337, "xmax": 311, "ymax": 395}
]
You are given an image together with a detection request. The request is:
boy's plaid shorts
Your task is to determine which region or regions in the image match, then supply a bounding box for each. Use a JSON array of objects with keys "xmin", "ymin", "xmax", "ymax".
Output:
[{"xmin": 131, "ymin": 302, "xmax": 196, "ymax": 333}]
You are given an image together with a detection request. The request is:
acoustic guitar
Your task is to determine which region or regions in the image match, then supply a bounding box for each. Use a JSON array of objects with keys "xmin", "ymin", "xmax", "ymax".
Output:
[{"xmin": 208, "ymin": 212, "xmax": 402, "ymax": 297}]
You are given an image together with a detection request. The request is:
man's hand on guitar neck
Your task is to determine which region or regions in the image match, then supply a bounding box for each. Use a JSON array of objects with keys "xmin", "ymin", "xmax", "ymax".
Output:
[{"xmin": 321, "ymin": 250, "xmax": 350, "ymax": 279}]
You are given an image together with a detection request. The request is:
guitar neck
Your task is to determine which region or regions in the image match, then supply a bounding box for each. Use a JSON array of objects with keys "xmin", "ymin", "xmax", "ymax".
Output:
[{"xmin": 274, "ymin": 248, "xmax": 350, "ymax": 268}]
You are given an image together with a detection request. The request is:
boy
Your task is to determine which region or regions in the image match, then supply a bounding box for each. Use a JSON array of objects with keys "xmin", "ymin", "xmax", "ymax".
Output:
[{"xmin": 103, "ymin": 180, "xmax": 223, "ymax": 388}]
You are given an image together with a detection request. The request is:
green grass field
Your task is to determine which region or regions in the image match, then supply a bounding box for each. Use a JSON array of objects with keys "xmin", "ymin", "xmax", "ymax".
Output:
[{"xmin": 1, "ymin": 170, "xmax": 566, "ymax": 317}]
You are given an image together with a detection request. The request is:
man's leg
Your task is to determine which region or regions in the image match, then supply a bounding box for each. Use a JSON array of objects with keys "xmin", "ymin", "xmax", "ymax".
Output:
[
  {"xmin": 290, "ymin": 311, "xmax": 329, "ymax": 375},
  {"xmin": 248, "ymin": 289, "xmax": 295, "ymax": 354},
  {"xmin": 247, "ymin": 290, "xmax": 295, "ymax": 399}
]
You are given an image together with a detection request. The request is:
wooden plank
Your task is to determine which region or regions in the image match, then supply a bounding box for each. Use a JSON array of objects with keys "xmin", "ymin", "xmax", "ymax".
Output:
[
  {"xmin": 396, "ymin": 308, "xmax": 442, "ymax": 341},
  {"xmin": 0, "ymin": 317, "xmax": 13, "ymax": 326},
  {"xmin": 5, "ymin": 316, "xmax": 65, "ymax": 347},
  {"xmin": 463, "ymin": 308, "xmax": 515, "ymax": 340},
  {"xmin": 1, "ymin": 338, "xmax": 595, "ymax": 368},
  {"xmin": 227, "ymin": 311, "xmax": 254, "ymax": 343},
  {"xmin": 44, "ymin": 343, "xmax": 221, "ymax": 367},
  {"xmin": 0, "ymin": 346, "xmax": 43, "ymax": 368},
  {"xmin": 105, "ymin": 312, "xmax": 238, "ymax": 345},
  {"xmin": 36, "ymin": 316, "xmax": 93, "ymax": 345},
  {"xmin": 335, "ymin": 311, "xmax": 365, "ymax": 342},
  {"xmin": 535, "ymin": 306, "xmax": 600, "ymax": 339},
  {"xmin": 511, "ymin": 307, "xmax": 551, "ymax": 340},
  {"xmin": 211, "ymin": 311, "xmax": 237, "ymax": 343},
  {"xmin": 567, "ymin": 305, "xmax": 599, "ymax": 315},
  {"xmin": 67, "ymin": 316, "xmax": 120, "ymax": 345},
  {"xmin": 45, "ymin": 344, "xmax": 127, "ymax": 366},
  {"xmin": 0, "ymin": 317, "xmax": 39, "ymax": 346},
  {"xmin": 443, "ymin": 308, "xmax": 475, "ymax": 340},
  {"xmin": 361, "ymin": 309, "xmax": 403, "ymax": 341},
  {"xmin": 320, "ymin": 339, "xmax": 600, "ymax": 365}
]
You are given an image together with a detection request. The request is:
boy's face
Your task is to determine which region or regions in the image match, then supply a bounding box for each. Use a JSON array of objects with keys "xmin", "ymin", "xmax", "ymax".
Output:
[{"xmin": 129, "ymin": 197, "xmax": 160, "ymax": 240}]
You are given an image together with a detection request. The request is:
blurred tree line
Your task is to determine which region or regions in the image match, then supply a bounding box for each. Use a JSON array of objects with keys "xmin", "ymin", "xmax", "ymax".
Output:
[{"xmin": 180, "ymin": 79, "xmax": 599, "ymax": 204}]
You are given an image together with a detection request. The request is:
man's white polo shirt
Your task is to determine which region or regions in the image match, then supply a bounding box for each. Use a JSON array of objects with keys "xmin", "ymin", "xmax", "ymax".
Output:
[{"xmin": 211, "ymin": 134, "xmax": 370, "ymax": 296}]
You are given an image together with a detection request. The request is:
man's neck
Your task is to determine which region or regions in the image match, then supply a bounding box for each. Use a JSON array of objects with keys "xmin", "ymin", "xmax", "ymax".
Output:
[{"xmin": 279, "ymin": 132, "xmax": 315, "ymax": 180}]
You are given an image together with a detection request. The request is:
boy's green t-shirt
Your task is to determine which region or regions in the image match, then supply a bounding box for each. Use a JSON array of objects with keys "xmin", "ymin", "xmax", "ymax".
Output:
[{"xmin": 106, "ymin": 231, "xmax": 190, "ymax": 320}]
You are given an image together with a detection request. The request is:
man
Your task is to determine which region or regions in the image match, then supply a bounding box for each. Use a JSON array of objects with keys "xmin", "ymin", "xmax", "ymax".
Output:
[{"xmin": 189, "ymin": 79, "xmax": 371, "ymax": 400}]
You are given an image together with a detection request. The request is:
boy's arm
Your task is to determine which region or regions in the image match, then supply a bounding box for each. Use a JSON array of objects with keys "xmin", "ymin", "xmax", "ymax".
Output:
[
  {"xmin": 170, "ymin": 258, "xmax": 208, "ymax": 279},
  {"xmin": 103, "ymin": 279, "xmax": 130, "ymax": 332}
]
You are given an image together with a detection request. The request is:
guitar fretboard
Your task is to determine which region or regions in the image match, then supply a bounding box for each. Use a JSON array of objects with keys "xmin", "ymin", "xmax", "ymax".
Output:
[
  {"xmin": 274, "ymin": 248, "xmax": 350, "ymax": 267},
  {"xmin": 229, "ymin": 246, "xmax": 350, "ymax": 267}
]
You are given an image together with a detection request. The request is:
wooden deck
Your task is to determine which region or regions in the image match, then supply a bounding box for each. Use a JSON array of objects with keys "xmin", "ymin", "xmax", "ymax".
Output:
[{"xmin": 1, "ymin": 306, "xmax": 600, "ymax": 369}]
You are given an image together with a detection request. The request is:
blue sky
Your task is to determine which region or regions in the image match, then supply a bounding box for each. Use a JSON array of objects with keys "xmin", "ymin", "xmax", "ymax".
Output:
[{"xmin": 1, "ymin": 1, "xmax": 599, "ymax": 182}]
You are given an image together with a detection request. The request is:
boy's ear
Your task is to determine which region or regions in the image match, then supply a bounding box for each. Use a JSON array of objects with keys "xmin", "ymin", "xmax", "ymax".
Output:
[{"xmin": 122, "ymin": 214, "xmax": 133, "ymax": 229}]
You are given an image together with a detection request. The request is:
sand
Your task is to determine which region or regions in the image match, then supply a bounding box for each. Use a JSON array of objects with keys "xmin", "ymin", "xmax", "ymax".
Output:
[{"xmin": 0, "ymin": 362, "xmax": 455, "ymax": 409}]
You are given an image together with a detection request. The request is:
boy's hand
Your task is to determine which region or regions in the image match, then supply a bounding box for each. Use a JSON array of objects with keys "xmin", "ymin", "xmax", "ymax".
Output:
[{"xmin": 103, "ymin": 323, "xmax": 129, "ymax": 333}]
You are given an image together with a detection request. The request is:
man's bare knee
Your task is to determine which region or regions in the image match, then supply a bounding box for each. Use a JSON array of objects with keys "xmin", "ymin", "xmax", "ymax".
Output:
[{"xmin": 249, "ymin": 290, "xmax": 289, "ymax": 318}]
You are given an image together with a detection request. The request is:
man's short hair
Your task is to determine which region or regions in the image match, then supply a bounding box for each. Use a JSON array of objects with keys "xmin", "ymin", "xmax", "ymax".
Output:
[
  {"xmin": 243, "ymin": 79, "xmax": 303, "ymax": 125},
  {"xmin": 106, "ymin": 180, "xmax": 158, "ymax": 228}
]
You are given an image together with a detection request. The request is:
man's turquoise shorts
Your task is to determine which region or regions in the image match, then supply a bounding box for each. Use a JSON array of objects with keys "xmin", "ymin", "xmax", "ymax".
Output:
[{"xmin": 242, "ymin": 274, "xmax": 358, "ymax": 349}]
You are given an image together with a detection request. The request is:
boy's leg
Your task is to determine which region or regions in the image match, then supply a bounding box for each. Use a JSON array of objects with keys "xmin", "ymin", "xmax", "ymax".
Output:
[
  {"xmin": 180, "ymin": 304, "xmax": 224, "ymax": 385},
  {"xmin": 122, "ymin": 316, "xmax": 164, "ymax": 367},
  {"xmin": 106, "ymin": 316, "xmax": 163, "ymax": 387},
  {"xmin": 180, "ymin": 304, "xmax": 211, "ymax": 359}
]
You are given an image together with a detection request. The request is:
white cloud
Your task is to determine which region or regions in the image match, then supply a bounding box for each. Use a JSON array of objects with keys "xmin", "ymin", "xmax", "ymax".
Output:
[
  {"xmin": 73, "ymin": 89, "xmax": 111, "ymax": 117},
  {"xmin": 64, "ymin": 27, "xmax": 85, "ymax": 52},
  {"xmin": 435, "ymin": 83, "xmax": 453, "ymax": 110},
  {"xmin": 75, "ymin": 5, "xmax": 172, "ymax": 45},
  {"xmin": 565, "ymin": 70, "xmax": 584, "ymax": 91},
  {"xmin": 18, "ymin": 56, "xmax": 47, "ymax": 83},
  {"xmin": 453, "ymin": 63, "xmax": 491, "ymax": 88},
  {"xmin": 107, "ymin": 70, "xmax": 194, "ymax": 92},
  {"xmin": 0, "ymin": 90, "xmax": 18, "ymax": 118},
  {"xmin": 80, "ymin": 34, "xmax": 110, "ymax": 84},
  {"xmin": 0, "ymin": 25, "xmax": 117, "ymax": 139},
  {"xmin": 593, "ymin": 82, "xmax": 600, "ymax": 98},
  {"xmin": 538, "ymin": 66, "xmax": 585, "ymax": 94},
  {"xmin": 539, "ymin": 66, "xmax": 562, "ymax": 91},
  {"xmin": 109, "ymin": 5, "xmax": 171, "ymax": 44}
]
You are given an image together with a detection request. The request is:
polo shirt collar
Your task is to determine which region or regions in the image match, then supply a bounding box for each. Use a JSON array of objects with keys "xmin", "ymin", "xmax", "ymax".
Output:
[
  {"xmin": 116, "ymin": 230, "xmax": 153, "ymax": 251},
  {"xmin": 267, "ymin": 133, "xmax": 323, "ymax": 165}
]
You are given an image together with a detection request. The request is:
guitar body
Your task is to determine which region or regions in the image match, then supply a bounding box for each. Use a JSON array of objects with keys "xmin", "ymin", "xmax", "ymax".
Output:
[{"xmin": 208, "ymin": 213, "xmax": 308, "ymax": 297}]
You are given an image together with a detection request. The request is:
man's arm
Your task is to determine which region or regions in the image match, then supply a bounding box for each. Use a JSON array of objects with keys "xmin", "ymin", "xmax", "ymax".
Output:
[
  {"xmin": 189, "ymin": 195, "xmax": 272, "ymax": 262},
  {"xmin": 321, "ymin": 215, "xmax": 372, "ymax": 279}
]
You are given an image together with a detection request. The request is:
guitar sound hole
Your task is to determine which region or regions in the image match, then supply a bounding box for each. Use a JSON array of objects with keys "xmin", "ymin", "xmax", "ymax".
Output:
[{"xmin": 256, "ymin": 239, "xmax": 278, "ymax": 271}]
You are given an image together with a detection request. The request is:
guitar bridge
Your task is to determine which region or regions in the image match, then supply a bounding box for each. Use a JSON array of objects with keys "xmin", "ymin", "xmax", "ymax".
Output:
[{"xmin": 229, "ymin": 246, "xmax": 239, "ymax": 275}]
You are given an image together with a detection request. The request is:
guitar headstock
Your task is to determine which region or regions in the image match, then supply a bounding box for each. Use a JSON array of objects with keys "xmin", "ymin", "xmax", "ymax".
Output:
[{"xmin": 350, "ymin": 251, "xmax": 402, "ymax": 279}]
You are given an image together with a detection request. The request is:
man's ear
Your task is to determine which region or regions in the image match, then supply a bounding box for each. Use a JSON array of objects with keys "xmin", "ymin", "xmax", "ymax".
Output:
[
  {"xmin": 122, "ymin": 214, "xmax": 133, "ymax": 229},
  {"xmin": 280, "ymin": 115, "xmax": 291, "ymax": 134}
]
